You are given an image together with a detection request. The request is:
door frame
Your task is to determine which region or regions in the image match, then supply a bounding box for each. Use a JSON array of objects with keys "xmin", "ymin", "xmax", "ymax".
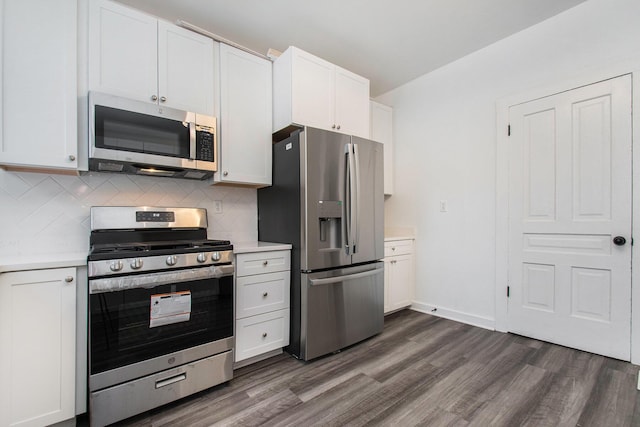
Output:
[{"xmin": 495, "ymin": 63, "xmax": 640, "ymax": 364}]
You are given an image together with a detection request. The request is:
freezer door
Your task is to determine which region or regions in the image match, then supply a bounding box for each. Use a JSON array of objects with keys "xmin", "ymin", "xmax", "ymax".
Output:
[
  {"xmin": 301, "ymin": 127, "xmax": 353, "ymax": 271},
  {"xmin": 351, "ymin": 136, "xmax": 384, "ymax": 265},
  {"xmin": 300, "ymin": 262, "xmax": 384, "ymax": 360}
]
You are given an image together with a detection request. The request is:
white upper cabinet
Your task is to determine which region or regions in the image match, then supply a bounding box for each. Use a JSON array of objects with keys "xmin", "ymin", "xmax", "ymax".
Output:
[
  {"xmin": 157, "ymin": 21, "xmax": 214, "ymax": 115},
  {"xmin": 0, "ymin": 0, "xmax": 78, "ymax": 171},
  {"xmin": 370, "ymin": 101, "xmax": 394, "ymax": 195},
  {"xmin": 214, "ymin": 44, "xmax": 272, "ymax": 187},
  {"xmin": 273, "ymin": 46, "xmax": 370, "ymax": 138},
  {"xmin": 89, "ymin": 0, "xmax": 214, "ymax": 115},
  {"xmin": 334, "ymin": 66, "xmax": 370, "ymax": 137}
]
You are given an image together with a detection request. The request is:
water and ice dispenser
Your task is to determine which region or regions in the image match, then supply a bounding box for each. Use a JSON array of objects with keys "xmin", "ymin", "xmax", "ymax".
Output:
[{"xmin": 317, "ymin": 200, "xmax": 342, "ymax": 250}]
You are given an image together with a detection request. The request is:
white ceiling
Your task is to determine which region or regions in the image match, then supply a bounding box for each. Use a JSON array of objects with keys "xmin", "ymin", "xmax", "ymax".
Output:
[{"xmin": 114, "ymin": 0, "xmax": 587, "ymax": 96}]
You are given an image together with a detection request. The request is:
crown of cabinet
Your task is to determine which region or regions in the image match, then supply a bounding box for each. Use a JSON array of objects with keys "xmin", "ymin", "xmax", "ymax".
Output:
[{"xmin": 273, "ymin": 46, "xmax": 370, "ymax": 139}]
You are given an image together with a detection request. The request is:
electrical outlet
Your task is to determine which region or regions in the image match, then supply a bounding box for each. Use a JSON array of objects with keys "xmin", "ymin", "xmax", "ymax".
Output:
[
  {"xmin": 439, "ymin": 200, "xmax": 448, "ymax": 212},
  {"xmin": 214, "ymin": 200, "xmax": 223, "ymax": 214}
]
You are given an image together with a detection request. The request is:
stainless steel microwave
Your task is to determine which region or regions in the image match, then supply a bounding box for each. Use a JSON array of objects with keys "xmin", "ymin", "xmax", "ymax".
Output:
[{"xmin": 89, "ymin": 92, "xmax": 217, "ymax": 180}]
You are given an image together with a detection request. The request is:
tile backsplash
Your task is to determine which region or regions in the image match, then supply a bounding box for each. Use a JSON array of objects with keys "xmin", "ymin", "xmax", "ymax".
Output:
[{"xmin": 0, "ymin": 169, "xmax": 257, "ymax": 259}]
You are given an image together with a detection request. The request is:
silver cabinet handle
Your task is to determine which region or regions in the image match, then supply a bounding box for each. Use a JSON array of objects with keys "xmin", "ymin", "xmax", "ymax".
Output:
[
  {"xmin": 160, "ymin": 96, "xmax": 167, "ymax": 102},
  {"xmin": 263, "ymin": 260, "xmax": 268, "ymax": 266},
  {"xmin": 65, "ymin": 276, "xmax": 74, "ymax": 283},
  {"xmin": 68, "ymin": 155, "xmax": 76, "ymax": 161},
  {"xmin": 223, "ymin": 171, "xmax": 229, "ymax": 176},
  {"xmin": 262, "ymin": 332, "xmax": 268, "ymax": 338},
  {"xmin": 392, "ymin": 247, "xmax": 396, "ymax": 251},
  {"xmin": 262, "ymin": 292, "xmax": 268, "ymax": 297},
  {"xmin": 332, "ymin": 124, "xmax": 336, "ymax": 129},
  {"xmin": 151, "ymin": 95, "xmax": 158, "ymax": 101},
  {"xmin": 337, "ymin": 125, "xmax": 341, "ymax": 130}
]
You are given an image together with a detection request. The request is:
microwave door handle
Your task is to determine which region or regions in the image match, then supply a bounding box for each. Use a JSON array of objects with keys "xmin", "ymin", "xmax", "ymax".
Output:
[{"xmin": 189, "ymin": 122, "xmax": 196, "ymax": 160}]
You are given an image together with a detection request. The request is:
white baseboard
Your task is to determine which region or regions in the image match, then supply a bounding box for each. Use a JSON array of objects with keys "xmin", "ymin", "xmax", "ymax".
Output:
[{"xmin": 411, "ymin": 301, "xmax": 495, "ymax": 331}]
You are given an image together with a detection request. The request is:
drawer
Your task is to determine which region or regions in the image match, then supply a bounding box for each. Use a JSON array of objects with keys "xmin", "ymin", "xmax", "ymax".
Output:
[
  {"xmin": 236, "ymin": 250, "xmax": 291, "ymax": 276},
  {"xmin": 236, "ymin": 271, "xmax": 290, "ymax": 319},
  {"xmin": 384, "ymin": 240, "xmax": 413, "ymax": 257},
  {"xmin": 235, "ymin": 309, "xmax": 290, "ymax": 362}
]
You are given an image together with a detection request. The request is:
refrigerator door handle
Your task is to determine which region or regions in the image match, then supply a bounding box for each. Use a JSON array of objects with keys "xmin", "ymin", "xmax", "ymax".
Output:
[
  {"xmin": 309, "ymin": 268, "xmax": 381, "ymax": 286},
  {"xmin": 344, "ymin": 143, "xmax": 354, "ymax": 255},
  {"xmin": 347, "ymin": 142, "xmax": 357, "ymax": 255},
  {"xmin": 353, "ymin": 143, "xmax": 361, "ymax": 254}
]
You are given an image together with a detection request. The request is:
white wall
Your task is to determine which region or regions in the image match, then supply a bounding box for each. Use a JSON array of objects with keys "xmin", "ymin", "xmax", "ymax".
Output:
[
  {"xmin": 0, "ymin": 169, "xmax": 257, "ymax": 261},
  {"xmin": 377, "ymin": 0, "xmax": 640, "ymax": 327}
]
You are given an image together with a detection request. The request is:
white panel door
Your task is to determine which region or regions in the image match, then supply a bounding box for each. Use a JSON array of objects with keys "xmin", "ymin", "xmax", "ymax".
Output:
[
  {"xmin": 508, "ymin": 75, "xmax": 632, "ymax": 360},
  {"xmin": 291, "ymin": 49, "xmax": 335, "ymax": 131},
  {"xmin": 334, "ymin": 66, "xmax": 370, "ymax": 138},
  {"xmin": 0, "ymin": 0, "xmax": 78, "ymax": 170},
  {"xmin": 217, "ymin": 43, "xmax": 272, "ymax": 185},
  {"xmin": 88, "ymin": 0, "xmax": 157, "ymax": 103},
  {"xmin": 158, "ymin": 21, "xmax": 214, "ymax": 115},
  {"xmin": 0, "ymin": 268, "xmax": 76, "ymax": 427}
]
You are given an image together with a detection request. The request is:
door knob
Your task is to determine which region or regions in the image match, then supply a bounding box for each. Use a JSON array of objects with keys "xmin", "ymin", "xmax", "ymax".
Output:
[{"xmin": 613, "ymin": 236, "xmax": 627, "ymax": 246}]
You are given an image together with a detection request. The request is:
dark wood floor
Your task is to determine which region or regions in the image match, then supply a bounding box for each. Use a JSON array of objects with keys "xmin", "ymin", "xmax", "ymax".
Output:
[{"xmin": 114, "ymin": 310, "xmax": 640, "ymax": 426}]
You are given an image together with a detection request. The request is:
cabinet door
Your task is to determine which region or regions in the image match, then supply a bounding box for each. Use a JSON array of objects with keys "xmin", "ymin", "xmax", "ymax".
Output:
[
  {"xmin": 158, "ymin": 21, "xmax": 214, "ymax": 115},
  {"xmin": 290, "ymin": 48, "xmax": 335, "ymax": 131},
  {"xmin": 334, "ymin": 66, "xmax": 370, "ymax": 138},
  {"xmin": 89, "ymin": 0, "xmax": 157, "ymax": 103},
  {"xmin": 383, "ymin": 258, "xmax": 392, "ymax": 313},
  {"xmin": 0, "ymin": 268, "xmax": 76, "ymax": 427},
  {"xmin": 387, "ymin": 254, "xmax": 414, "ymax": 312},
  {"xmin": 0, "ymin": 0, "xmax": 78, "ymax": 170},
  {"xmin": 217, "ymin": 44, "xmax": 272, "ymax": 185},
  {"xmin": 370, "ymin": 101, "xmax": 394, "ymax": 195}
]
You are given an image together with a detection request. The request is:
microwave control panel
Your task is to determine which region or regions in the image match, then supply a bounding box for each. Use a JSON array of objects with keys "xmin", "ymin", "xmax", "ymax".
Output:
[{"xmin": 195, "ymin": 130, "xmax": 215, "ymax": 162}]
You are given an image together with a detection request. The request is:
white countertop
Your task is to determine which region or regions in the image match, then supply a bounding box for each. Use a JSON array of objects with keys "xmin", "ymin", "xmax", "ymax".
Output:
[
  {"xmin": 384, "ymin": 227, "xmax": 416, "ymax": 242},
  {"xmin": 384, "ymin": 235, "xmax": 415, "ymax": 242},
  {"xmin": 232, "ymin": 241, "xmax": 292, "ymax": 254},
  {"xmin": 0, "ymin": 252, "xmax": 88, "ymax": 273}
]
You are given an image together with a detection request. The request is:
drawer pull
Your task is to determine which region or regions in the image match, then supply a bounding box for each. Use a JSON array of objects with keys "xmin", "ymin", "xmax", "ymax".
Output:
[
  {"xmin": 64, "ymin": 276, "xmax": 74, "ymax": 283},
  {"xmin": 263, "ymin": 260, "xmax": 268, "ymax": 266},
  {"xmin": 263, "ymin": 292, "xmax": 268, "ymax": 297},
  {"xmin": 392, "ymin": 247, "xmax": 396, "ymax": 251},
  {"xmin": 262, "ymin": 332, "xmax": 268, "ymax": 338},
  {"xmin": 155, "ymin": 373, "xmax": 186, "ymax": 389}
]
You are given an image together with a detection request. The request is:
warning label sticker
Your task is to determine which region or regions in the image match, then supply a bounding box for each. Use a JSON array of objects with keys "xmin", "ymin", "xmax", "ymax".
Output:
[{"xmin": 150, "ymin": 291, "xmax": 191, "ymax": 328}]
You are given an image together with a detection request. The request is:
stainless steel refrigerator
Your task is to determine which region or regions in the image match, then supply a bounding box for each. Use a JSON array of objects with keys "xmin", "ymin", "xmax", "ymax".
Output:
[{"xmin": 258, "ymin": 126, "xmax": 384, "ymax": 361}]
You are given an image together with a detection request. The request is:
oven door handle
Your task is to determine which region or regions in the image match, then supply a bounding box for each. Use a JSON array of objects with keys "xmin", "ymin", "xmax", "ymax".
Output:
[{"xmin": 89, "ymin": 264, "xmax": 234, "ymax": 294}]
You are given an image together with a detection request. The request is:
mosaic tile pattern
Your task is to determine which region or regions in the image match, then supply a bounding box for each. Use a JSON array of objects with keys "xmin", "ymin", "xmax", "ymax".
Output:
[{"xmin": 0, "ymin": 169, "xmax": 257, "ymax": 259}]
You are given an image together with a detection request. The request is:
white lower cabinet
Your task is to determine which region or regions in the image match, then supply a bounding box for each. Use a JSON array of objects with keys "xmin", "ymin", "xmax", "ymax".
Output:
[
  {"xmin": 384, "ymin": 239, "xmax": 415, "ymax": 314},
  {"xmin": 0, "ymin": 267, "xmax": 77, "ymax": 427},
  {"xmin": 234, "ymin": 249, "xmax": 290, "ymax": 366}
]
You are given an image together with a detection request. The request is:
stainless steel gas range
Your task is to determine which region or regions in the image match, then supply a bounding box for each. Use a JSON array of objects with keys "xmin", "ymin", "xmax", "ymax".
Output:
[{"xmin": 87, "ymin": 206, "xmax": 234, "ymax": 427}]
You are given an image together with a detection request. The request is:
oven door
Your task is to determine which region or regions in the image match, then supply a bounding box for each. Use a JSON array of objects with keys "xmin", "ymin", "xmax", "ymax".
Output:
[{"xmin": 88, "ymin": 265, "xmax": 234, "ymax": 391}]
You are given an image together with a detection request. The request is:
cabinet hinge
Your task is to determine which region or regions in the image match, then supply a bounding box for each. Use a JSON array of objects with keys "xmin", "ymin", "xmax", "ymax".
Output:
[
  {"xmin": 507, "ymin": 125, "xmax": 511, "ymax": 136},
  {"xmin": 507, "ymin": 286, "xmax": 510, "ymax": 297}
]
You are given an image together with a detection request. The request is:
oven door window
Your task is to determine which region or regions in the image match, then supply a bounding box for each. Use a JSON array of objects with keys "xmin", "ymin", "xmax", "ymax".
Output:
[
  {"xmin": 94, "ymin": 105, "xmax": 190, "ymax": 158},
  {"xmin": 90, "ymin": 275, "xmax": 233, "ymax": 375}
]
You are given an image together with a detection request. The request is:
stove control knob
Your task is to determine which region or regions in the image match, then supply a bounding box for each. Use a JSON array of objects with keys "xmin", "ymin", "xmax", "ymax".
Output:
[
  {"xmin": 166, "ymin": 255, "xmax": 177, "ymax": 266},
  {"xmin": 197, "ymin": 253, "xmax": 207, "ymax": 263},
  {"xmin": 110, "ymin": 260, "xmax": 123, "ymax": 272},
  {"xmin": 211, "ymin": 252, "xmax": 221, "ymax": 262},
  {"xmin": 130, "ymin": 258, "xmax": 143, "ymax": 270}
]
